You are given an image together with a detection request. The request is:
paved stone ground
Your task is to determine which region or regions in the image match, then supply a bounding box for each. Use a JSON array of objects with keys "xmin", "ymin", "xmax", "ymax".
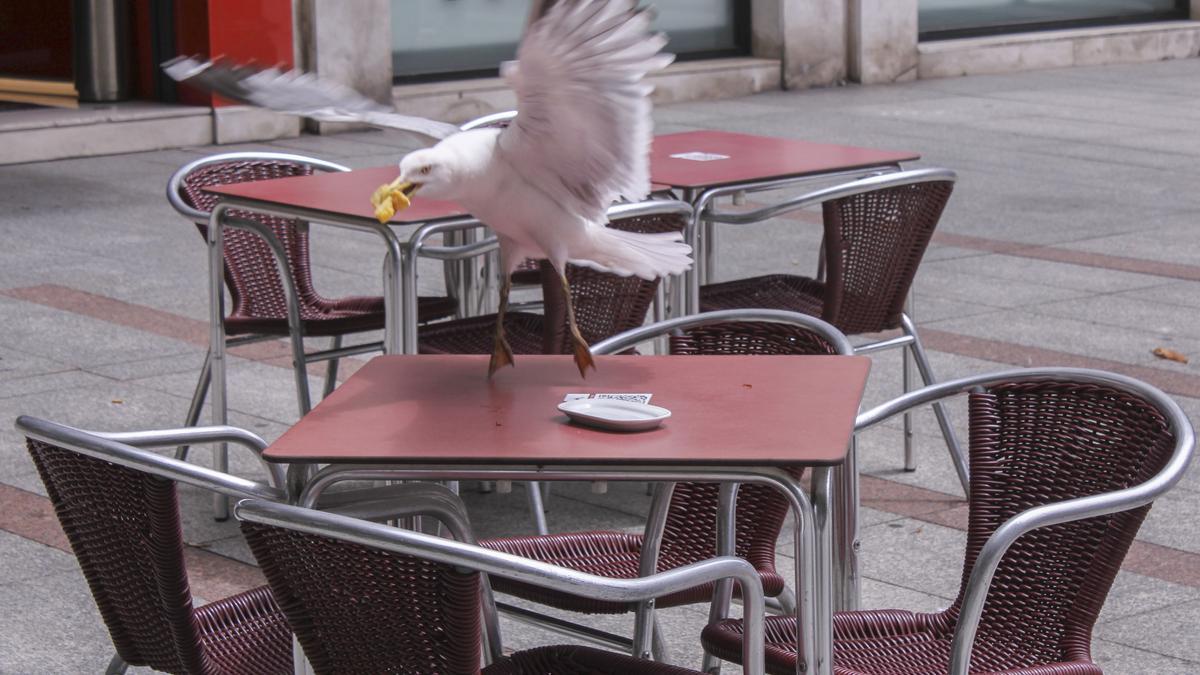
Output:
[{"xmin": 2, "ymin": 58, "xmax": 1199, "ymax": 673}]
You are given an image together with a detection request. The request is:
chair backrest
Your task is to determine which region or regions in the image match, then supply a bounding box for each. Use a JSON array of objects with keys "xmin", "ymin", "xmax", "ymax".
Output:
[
  {"xmin": 592, "ymin": 310, "xmax": 852, "ymax": 582},
  {"xmin": 167, "ymin": 152, "xmax": 350, "ymax": 323},
  {"xmin": 17, "ymin": 416, "xmax": 285, "ymax": 674},
  {"xmin": 237, "ymin": 494, "xmax": 767, "ymax": 675},
  {"xmin": 539, "ymin": 201, "xmax": 691, "ymax": 353},
  {"xmin": 819, "ymin": 171, "xmax": 954, "ymax": 334},
  {"xmin": 240, "ymin": 515, "xmax": 485, "ymax": 674},
  {"xmin": 28, "ymin": 438, "xmax": 205, "ymax": 672},
  {"xmin": 669, "ymin": 316, "xmax": 848, "ymax": 575},
  {"xmin": 934, "ymin": 380, "xmax": 1178, "ymax": 668}
]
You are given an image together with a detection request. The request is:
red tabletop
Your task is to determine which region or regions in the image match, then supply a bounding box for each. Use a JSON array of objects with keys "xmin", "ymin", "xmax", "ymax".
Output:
[
  {"xmin": 265, "ymin": 354, "xmax": 870, "ymax": 467},
  {"xmin": 206, "ymin": 165, "xmax": 675, "ymax": 224},
  {"xmin": 650, "ymin": 130, "xmax": 920, "ymax": 190},
  {"xmin": 205, "ymin": 165, "xmax": 468, "ymax": 224}
]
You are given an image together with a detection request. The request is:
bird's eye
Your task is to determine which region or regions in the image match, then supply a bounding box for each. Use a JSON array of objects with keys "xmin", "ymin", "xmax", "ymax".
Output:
[{"xmin": 420, "ymin": 166, "xmax": 432, "ymax": 175}]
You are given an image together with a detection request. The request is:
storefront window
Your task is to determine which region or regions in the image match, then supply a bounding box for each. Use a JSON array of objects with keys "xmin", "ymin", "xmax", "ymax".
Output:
[
  {"xmin": 391, "ymin": 0, "xmax": 747, "ymax": 82},
  {"xmin": 920, "ymin": 0, "xmax": 1187, "ymax": 39}
]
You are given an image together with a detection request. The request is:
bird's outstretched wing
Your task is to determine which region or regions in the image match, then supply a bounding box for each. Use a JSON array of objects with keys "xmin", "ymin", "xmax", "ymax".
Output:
[
  {"xmin": 162, "ymin": 56, "xmax": 461, "ymax": 141},
  {"xmin": 499, "ymin": 0, "xmax": 673, "ymax": 222}
]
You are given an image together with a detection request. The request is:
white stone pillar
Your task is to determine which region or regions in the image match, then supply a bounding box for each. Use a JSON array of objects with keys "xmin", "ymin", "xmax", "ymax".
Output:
[
  {"xmin": 297, "ymin": 0, "xmax": 393, "ymax": 133},
  {"xmin": 751, "ymin": 0, "xmax": 784, "ymax": 61},
  {"xmin": 780, "ymin": 0, "xmax": 848, "ymax": 88},
  {"xmin": 848, "ymin": 0, "xmax": 919, "ymax": 84}
]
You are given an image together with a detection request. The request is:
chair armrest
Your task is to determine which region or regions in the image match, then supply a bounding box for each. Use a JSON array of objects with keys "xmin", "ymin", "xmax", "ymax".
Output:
[
  {"xmin": 407, "ymin": 219, "xmax": 498, "ymax": 262},
  {"xmin": 854, "ymin": 367, "xmax": 1183, "ymax": 433},
  {"xmin": 417, "ymin": 235, "xmax": 502, "ymax": 261},
  {"xmin": 91, "ymin": 425, "xmax": 285, "ymax": 490},
  {"xmin": 16, "ymin": 416, "xmax": 286, "ymax": 503},
  {"xmin": 590, "ymin": 309, "xmax": 853, "ymax": 356},
  {"xmin": 235, "ymin": 496, "xmax": 767, "ymax": 675},
  {"xmin": 317, "ymin": 483, "xmax": 475, "ymax": 539},
  {"xmin": 705, "ymin": 168, "xmax": 956, "ymax": 225},
  {"xmin": 949, "ymin": 450, "xmax": 1192, "ymax": 674},
  {"xmin": 94, "ymin": 425, "xmax": 268, "ymax": 452}
]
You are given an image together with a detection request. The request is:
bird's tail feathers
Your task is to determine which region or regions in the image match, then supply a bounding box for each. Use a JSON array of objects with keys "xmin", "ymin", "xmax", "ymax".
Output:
[{"xmin": 569, "ymin": 226, "xmax": 693, "ymax": 281}]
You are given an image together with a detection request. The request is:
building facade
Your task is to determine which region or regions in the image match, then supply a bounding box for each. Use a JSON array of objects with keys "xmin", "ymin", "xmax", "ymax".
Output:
[{"xmin": 1, "ymin": 0, "xmax": 1198, "ymax": 162}]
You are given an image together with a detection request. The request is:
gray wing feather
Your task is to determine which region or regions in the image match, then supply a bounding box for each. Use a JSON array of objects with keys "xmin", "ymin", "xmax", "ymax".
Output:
[
  {"xmin": 499, "ymin": 0, "xmax": 673, "ymax": 222},
  {"xmin": 162, "ymin": 56, "xmax": 460, "ymax": 141}
]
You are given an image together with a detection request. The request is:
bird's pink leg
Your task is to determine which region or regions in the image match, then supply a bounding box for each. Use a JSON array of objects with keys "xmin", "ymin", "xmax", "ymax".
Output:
[
  {"xmin": 488, "ymin": 275, "xmax": 516, "ymax": 378},
  {"xmin": 560, "ymin": 274, "xmax": 596, "ymax": 378}
]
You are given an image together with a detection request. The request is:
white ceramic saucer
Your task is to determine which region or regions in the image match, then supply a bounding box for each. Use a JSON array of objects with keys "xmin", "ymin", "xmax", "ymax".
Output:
[{"xmin": 557, "ymin": 399, "xmax": 671, "ymax": 432}]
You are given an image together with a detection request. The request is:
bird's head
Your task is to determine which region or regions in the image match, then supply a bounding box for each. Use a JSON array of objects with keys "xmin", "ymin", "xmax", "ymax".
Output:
[{"xmin": 397, "ymin": 146, "xmax": 457, "ymax": 201}]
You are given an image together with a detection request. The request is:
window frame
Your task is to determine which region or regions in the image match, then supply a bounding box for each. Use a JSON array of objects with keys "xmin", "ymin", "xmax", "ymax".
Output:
[
  {"xmin": 392, "ymin": 1, "xmax": 751, "ymax": 85},
  {"xmin": 919, "ymin": 0, "xmax": 1189, "ymax": 41}
]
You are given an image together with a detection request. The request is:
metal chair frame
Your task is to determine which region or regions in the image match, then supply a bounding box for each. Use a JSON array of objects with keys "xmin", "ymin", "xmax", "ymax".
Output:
[
  {"xmin": 701, "ymin": 168, "xmax": 970, "ymax": 496},
  {"xmin": 700, "ymin": 366, "xmax": 1195, "ymax": 675},
  {"xmin": 168, "ymin": 152, "xmax": 384, "ymax": 518},
  {"xmin": 234, "ymin": 492, "xmax": 769, "ymax": 675}
]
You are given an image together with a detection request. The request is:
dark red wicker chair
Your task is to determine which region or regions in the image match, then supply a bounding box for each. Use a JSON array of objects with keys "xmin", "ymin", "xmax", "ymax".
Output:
[
  {"xmin": 168, "ymin": 152, "xmax": 458, "ymax": 519},
  {"xmin": 18, "ymin": 417, "xmax": 293, "ymax": 675},
  {"xmin": 478, "ymin": 311, "xmax": 853, "ymax": 659},
  {"xmin": 698, "ymin": 168, "xmax": 970, "ymax": 495},
  {"xmin": 699, "ymin": 370, "xmax": 1193, "ymax": 675},
  {"xmin": 168, "ymin": 152, "xmax": 457, "ymax": 416},
  {"xmin": 235, "ymin": 491, "xmax": 755, "ymax": 675}
]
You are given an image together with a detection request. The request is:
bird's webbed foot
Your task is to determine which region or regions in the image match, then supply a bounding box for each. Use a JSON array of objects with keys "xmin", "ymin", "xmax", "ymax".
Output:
[
  {"xmin": 488, "ymin": 325, "xmax": 516, "ymax": 378},
  {"xmin": 570, "ymin": 332, "xmax": 596, "ymax": 378}
]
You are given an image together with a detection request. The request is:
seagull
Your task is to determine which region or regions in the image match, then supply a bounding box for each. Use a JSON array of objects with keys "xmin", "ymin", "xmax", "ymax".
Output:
[{"xmin": 164, "ymin": 0, "xmax": 691, "ymax": 378}]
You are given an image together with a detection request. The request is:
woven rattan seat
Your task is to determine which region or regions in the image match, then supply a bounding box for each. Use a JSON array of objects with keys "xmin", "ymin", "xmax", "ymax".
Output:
[
  {"xmin": 240, "ymin": 511, "xmax": 703, "ymax": 675},
  {"xmin": 698, "ymin": 274, "xmax": 825, "ymax": 322},
  {"xmin": 701, "ymin": 379, "xmax": 1179, "ymax": 675},
  {"xmin": 699, "ymin": 170, "xmax": 971, "ymax": 495},
  {"xmin": 26, "ymin": 439, "xmax": 292, "ymax": 675},
  {"xmin": 419, "ymin": 311, "xmax": 547, "ymax": 355},
  {"xmin": 490, "ymin": 645, "xmax": 701, "ymax": 674},
  {"xmin": 418, "ymin": 211, "xmax": 685, "ymax": 356}
]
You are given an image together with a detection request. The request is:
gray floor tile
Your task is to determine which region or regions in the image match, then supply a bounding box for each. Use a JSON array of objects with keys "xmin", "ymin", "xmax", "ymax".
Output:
[
  {"xmin": 1096, "ymin": 600, "xmax": 1200, "ymax": 662},
  {"xmin": 858, "ymin": 518, "xmax": 963, "ymax": 602},
  {"xmin": 926, "ymin": 309, "xmax": 1200, "ymax": 372},
  {"xmin": 0, "ymin": 530, "xmax": 77, "ymax": 584},
  {"xmin": 0, "ymin": 571, "xmax": 118, "ymax": 674},
  {"xmin": 1136, "ymin": 491, "xmax": 1200, "ymax": 554},
  {"xmin": 1026, "ymin": 292, "xmax": 1200, "ymax": 342},
  {"xmin": 1092, "ymin": 638, "xmax": 1200, "ymax": 675}
]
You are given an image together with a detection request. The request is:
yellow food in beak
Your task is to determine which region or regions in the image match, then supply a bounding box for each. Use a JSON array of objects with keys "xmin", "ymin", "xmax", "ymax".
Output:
[{"xmin": 371, "ymin": 177, "xmax": 419, "ymax": 223}]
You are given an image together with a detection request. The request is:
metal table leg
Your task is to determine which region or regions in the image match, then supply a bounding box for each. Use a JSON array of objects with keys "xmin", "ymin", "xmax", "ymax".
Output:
[{"xmin": 207, "ymin": 205, "xmax": 231, "ymax": 520}]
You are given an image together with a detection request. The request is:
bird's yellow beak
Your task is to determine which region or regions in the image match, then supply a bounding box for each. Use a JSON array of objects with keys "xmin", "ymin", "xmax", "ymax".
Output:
[{"xmin": 371, "ymin": 177, "xmax": 421, "ymax": 223}]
